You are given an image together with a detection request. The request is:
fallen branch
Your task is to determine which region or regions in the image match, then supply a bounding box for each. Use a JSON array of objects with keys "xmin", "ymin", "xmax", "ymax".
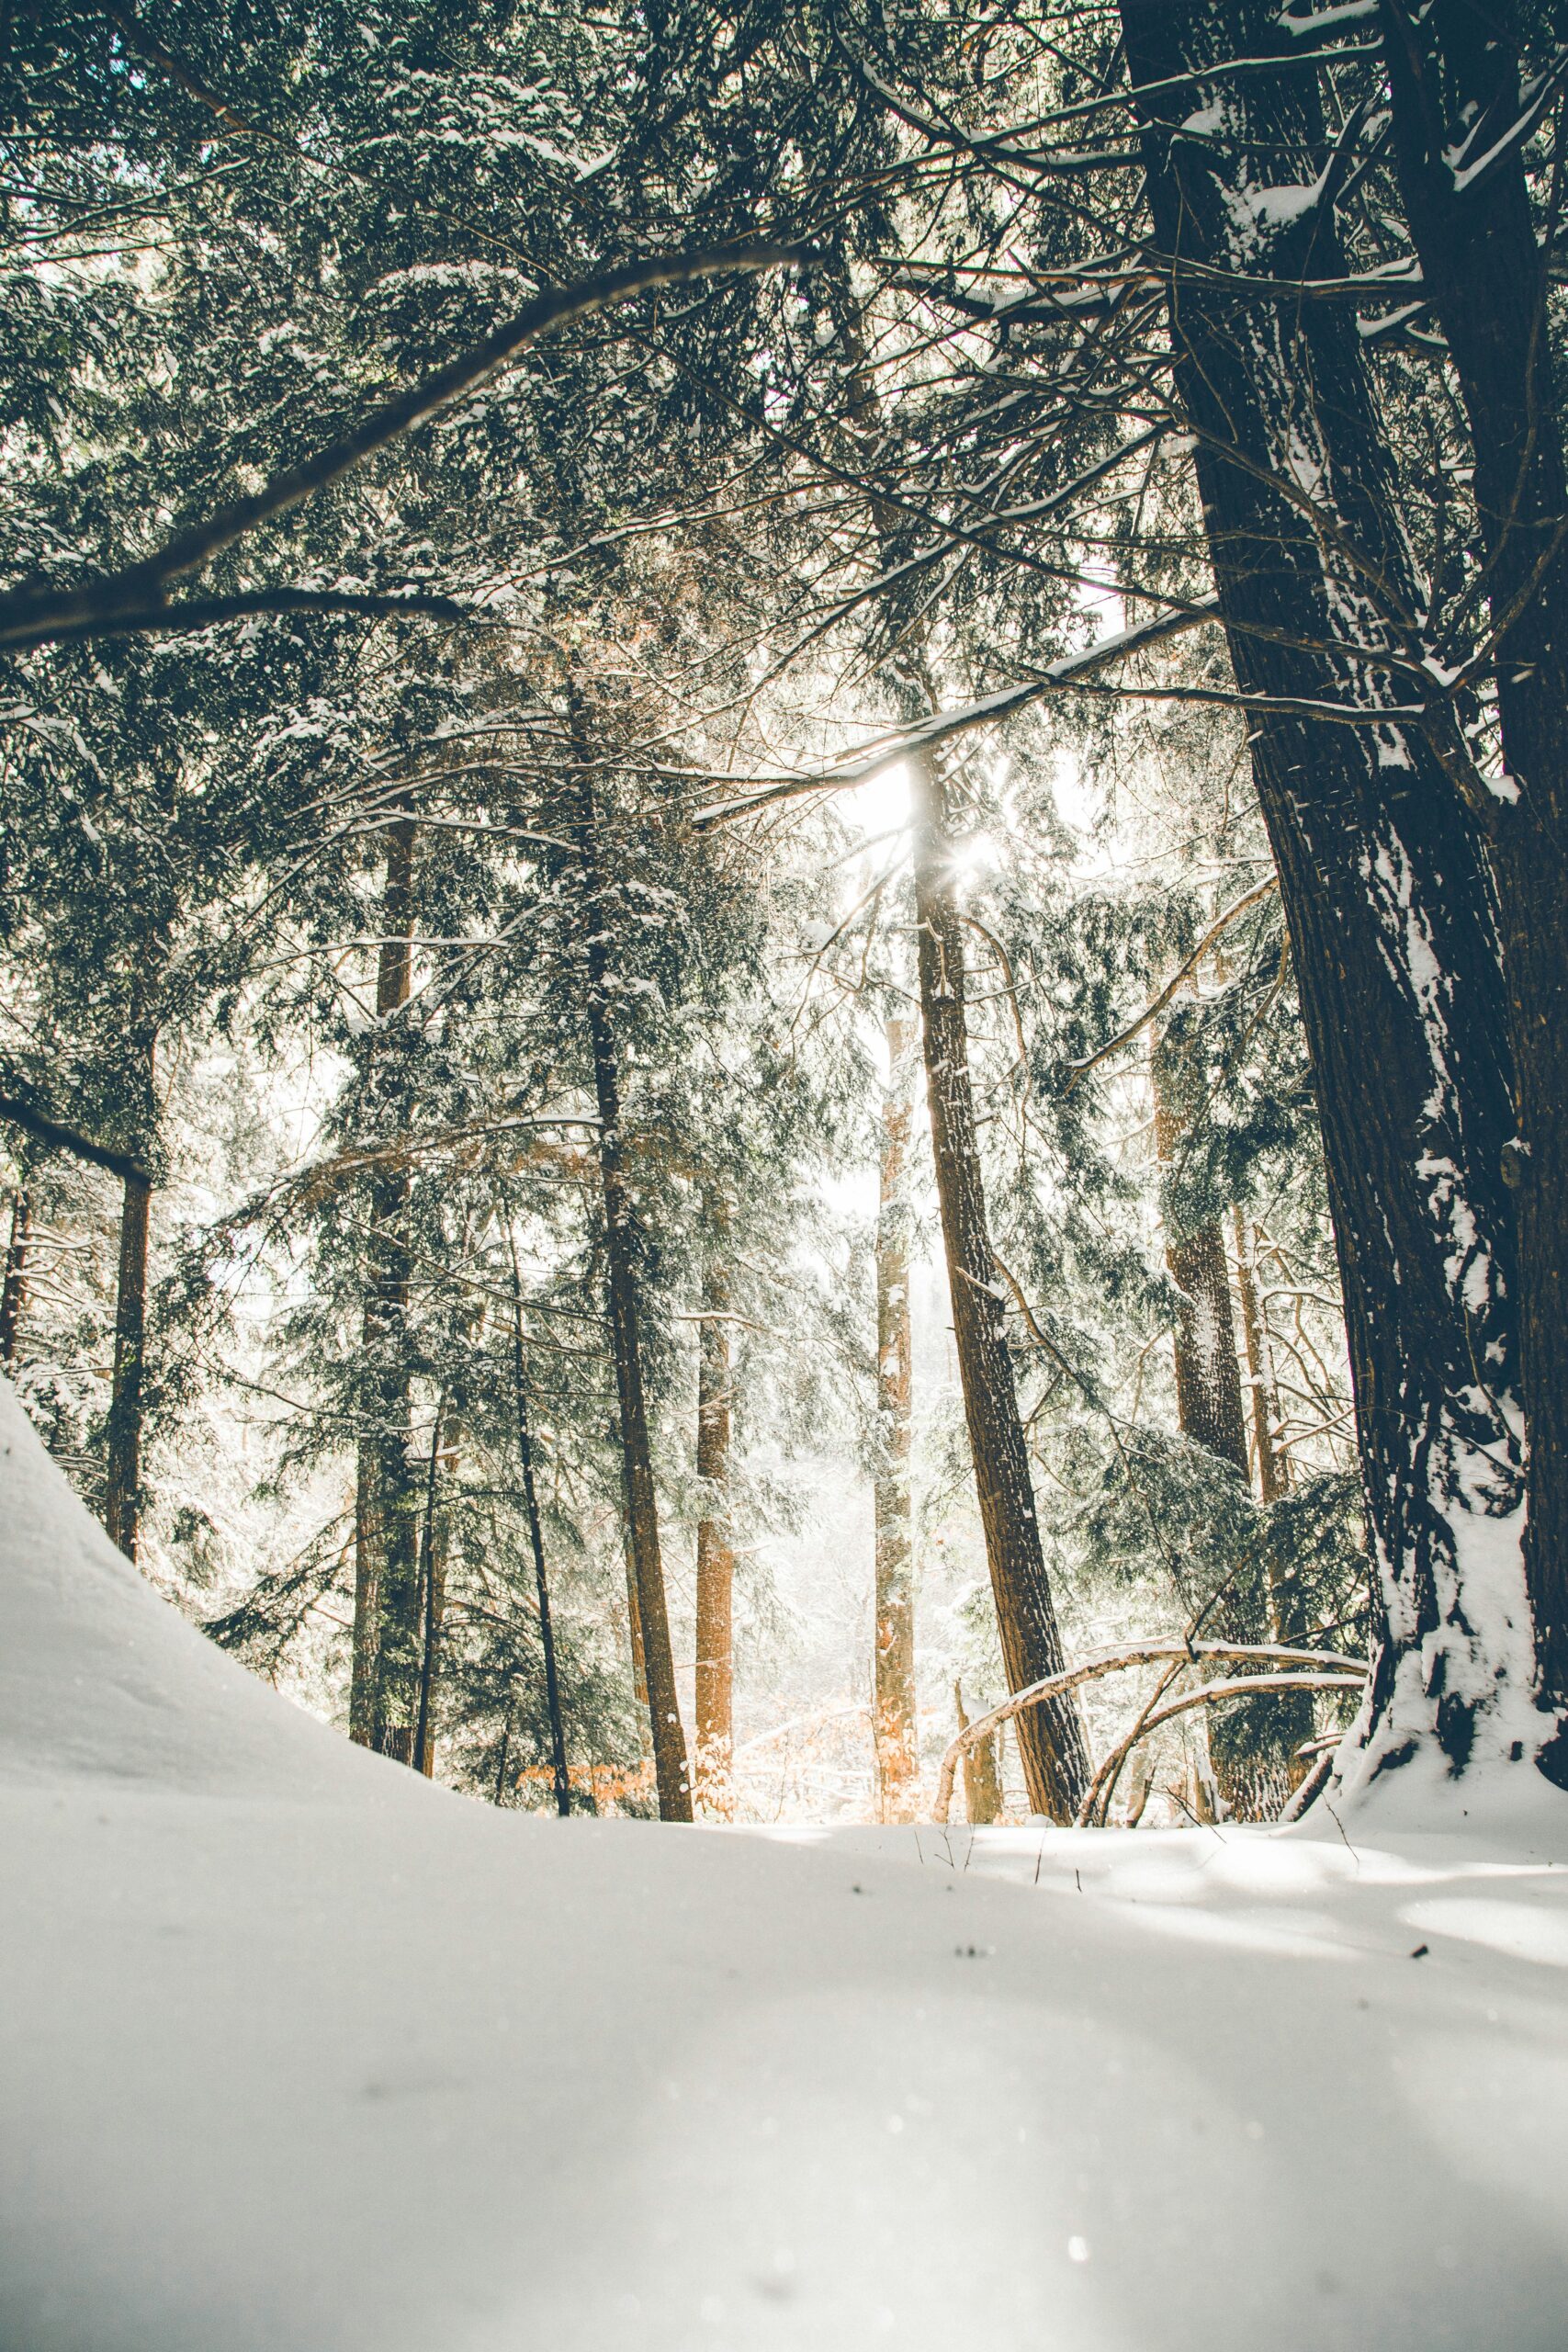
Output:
[
  {"xmin": 931, "ymin": 1638, "xmax": 1368, "ymax": 1824},
  {"xmin": 1077, "ymin": 1675, "xmax": 1364, "ymax": 1827}
]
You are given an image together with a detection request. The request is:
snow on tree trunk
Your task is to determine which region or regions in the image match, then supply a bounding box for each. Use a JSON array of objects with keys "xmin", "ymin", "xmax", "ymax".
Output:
[
  {"xmin": 1122, "ymin": 0, "xmax": 1536, "ymax": 1799},
  {"xmin": 1377, "ymin": 0, "xmax": 1568, "ymax": 1779},
  {"xmin": 874, "ymin": 1015, "xmax": 919, "ymax": 1823},
  {"xmin": 912, "ymin": 752, "xmax": 1089, "ymax": 1821},
  {"xmin": 1233, "ymin": 1210, "xmax": 1288, "ymax": 1509}
]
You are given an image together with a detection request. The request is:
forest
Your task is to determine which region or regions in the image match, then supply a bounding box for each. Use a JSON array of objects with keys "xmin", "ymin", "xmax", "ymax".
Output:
[{"xmin": 4, "ymin": 6, "xmax": 1568, "ymax": 2347}]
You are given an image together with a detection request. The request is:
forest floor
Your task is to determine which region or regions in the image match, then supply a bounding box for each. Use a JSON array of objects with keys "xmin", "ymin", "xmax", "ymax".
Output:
[{"xmin": 3, "ymin": 1377, "xmax": 1566, "ymax": 2352}]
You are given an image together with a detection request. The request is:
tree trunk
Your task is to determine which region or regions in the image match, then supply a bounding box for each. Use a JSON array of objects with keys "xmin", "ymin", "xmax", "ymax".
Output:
[
  {"xmin": 103, "ymin": 1168, "xmax": 151, "ymax": 1562},
  {"xmin": 413, "ymin": 1437, "xmax": 452, "ymax": 1780},
  {"xmin": 1153, "ymin": 1060, "xmax": 1250, "ymax": 1474},
  {"xmin": 1153, "ymin": 1031, "xmax": 1297, "ymax": 1816},
  {"xmin": 509, "ymin": 1252, "xmax": 572, "ymax": 1817},
  {"xmin": 912, "ymin": 752, "xmax": 1089, "ymax": 1820},
  {"xmin": 0, "ymin": 1188, "xmax": 30, "ymax": 1365},
  {"xmin": 874, "ymin": 1014, "xmax": 919, "ymax": 1821},
  {"xmin": 1233, "ymin": 1210, "xmax": 1288, "ymax": 1508},
  {"xmin": 955, "ymin": 1682, "xmax": 1003, "ymax": 1826},
  {"xmin": 571, "ymin": 767, "xmax": 692, "ymax": 1822},
  {"xmin": 1377, "ymin": 0, "xmax": 1568, "ymax": 1772},
  {"xmin": 694, "ymin": 1222, "xmax": 736, "ymax": 1819},
  {"xmin": 352, "ymin": 818, "xmax": 420, "ymax": 1762},
  {"xmin": 349, "ymin": 1442, "xmax": 381, "ymax": 1748},
  {"xmin": 1122, "ymin": 0, "xmax": 1529, "ymax": 1795},
  {"xmin": 412, "ymin": 1399, "xmax": 446, "ymax": 1781}
]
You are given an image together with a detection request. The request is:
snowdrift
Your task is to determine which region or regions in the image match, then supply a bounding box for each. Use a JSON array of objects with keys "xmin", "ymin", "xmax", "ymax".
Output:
[{"xmin": 3, "ymin": 1378, "xmax": 1566, "ymax": 2350}]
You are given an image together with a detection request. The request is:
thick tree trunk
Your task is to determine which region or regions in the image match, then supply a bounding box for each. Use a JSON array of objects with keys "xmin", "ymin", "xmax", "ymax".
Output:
[
  {"xmin": 874, "ymin": 1015, "xmax": 919, "ymax": 1821},
  {"xmin": 571, "ymin": 770, "xmax": 692, "ymax": 1822},
  {"xmin": 1378, "ymin": 0, "xmax": 1568, "ymax": 1771},
  {"xmin": 1122, "ymin": 0, "xmax": 1529, "ymax": 1795},
  {"xmin": 103, "ymin": 1168, "xmax": 151, "ymax": 1561},
  {"xmin": 0, "ymin": 1189, "xmax": 30, "ymax": 1365},
  {"xmin": 912, "ymin": 753, "xmax": 1089, "ymax": 1820},
  {"xmin": 693, "ymin": 1229, "xmax": 735, "ymax": 1819},
  {"xmin": 352, "ymin": 819, "xmax": 420, "ymax": 1761}
]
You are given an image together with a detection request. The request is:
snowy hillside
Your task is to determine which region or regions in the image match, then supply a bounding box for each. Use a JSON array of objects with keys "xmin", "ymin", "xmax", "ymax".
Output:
[{"xmin": 4, "ymin": 1380, "xmax": 1566, "ymax": 2349}]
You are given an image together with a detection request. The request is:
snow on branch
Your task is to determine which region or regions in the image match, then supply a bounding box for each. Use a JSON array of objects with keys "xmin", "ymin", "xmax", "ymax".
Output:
[
  {"xmin": 931, "ymin": 1639, "xmax": 1368, "ymax": 1826},
  {"xmin": 691, "ymin": 599, "xmax": 1220, "ymax": 829},
  {"xmin": 1077, "ymin": 1674, "xmax": 1366, "ymax": 1827}
]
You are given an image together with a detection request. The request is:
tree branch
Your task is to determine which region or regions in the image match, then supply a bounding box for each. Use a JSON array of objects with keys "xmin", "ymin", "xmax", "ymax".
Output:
[
  {"xmin": 931, "ymin": 1637, "xmax": 1367, "ymax": 1824},
  {"xmin": 0, "ymin": 1092, "xmax": 151, "ymax": 1187},
  {"xmin": 1062, "ymin": 875, "xmax": 1280, "ymax": 1093},
  {"xmin": 692, "ymin": 598, "xmax": 1219, "ymax": 828},
  {"xmin": 30, "ymin": 587, "xmax": 471, "ymax": 648},
  {"xmin": 0, "ymin": 241, "xmax": 809, "ymax": 650}
]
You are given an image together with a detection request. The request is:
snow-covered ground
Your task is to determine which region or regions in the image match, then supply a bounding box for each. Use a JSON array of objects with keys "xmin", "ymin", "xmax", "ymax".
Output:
[{"xmin": 4, "ymin": 1379, "xmax": 1566, "ymax": 2350}]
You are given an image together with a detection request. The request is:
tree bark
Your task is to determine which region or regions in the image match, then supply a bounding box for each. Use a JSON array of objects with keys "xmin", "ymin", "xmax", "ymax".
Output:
[
  {"xmin": 103, "ymin": 1168, "xmax": 151, "ymax": 1561},
  {"xmin": 694, "ymin": 1221, "xmax": 736, "ymax": 1819},
  {"xmin": 1377, "ymin": 0, "xmax": 1568, "ymax": 1771},
  {"xmin": 955, "ymin": 1682, "xmax": 1003, "ymax": 1826},
  {"xmin": 912, "ymin": 752, "xmax": 1089, "ymax": 1820},
  {"xmin": 874, "ymin": 1015, "xmax": 919, "ymax": 1821},
  {"xmin": 571, "ymin": 766, "xmax": 692, "ymax": 1822},
  {"xmin": 0, "ymin": 1189, "xmax": 30, "ymax": 1366},
  {"xmin": 1153, "ymin": 1049, "xmax": 1250, "ymax": 1475},
  {"xmin": 412, "ymin": 1398, "xmax": 446, "ymax": 1780},
  {"xmin": 352, "ymin": 818, "xmax": 420, "ymax": 1761},
  {"xmin": 1233, "ymin": 1210, "xmax": 1288, "ymax": 1509},
  {"xmin": 1121, "ymin": 0, "xmax": 1529, "ymax": 1793}
]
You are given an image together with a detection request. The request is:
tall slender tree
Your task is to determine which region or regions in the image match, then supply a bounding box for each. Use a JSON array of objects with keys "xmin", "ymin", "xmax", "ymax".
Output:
[
  {"xmin": 873, "ymin": 1015, "xmax": 919, "ymax": 1821},
  {"xmin": 912, "ymin": 752, "xmax": 1089, "ymax": 1822}
]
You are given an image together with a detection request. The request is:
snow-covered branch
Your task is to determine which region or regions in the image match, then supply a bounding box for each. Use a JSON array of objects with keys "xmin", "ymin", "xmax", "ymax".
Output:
[{"xmin": 931, "ymin": 1640, "xmax": 1369, "ymax": 1824}]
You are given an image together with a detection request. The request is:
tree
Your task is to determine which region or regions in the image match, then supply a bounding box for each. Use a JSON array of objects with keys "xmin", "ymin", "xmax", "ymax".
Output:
[
  {"xmin": 873, "ymin": 1015, "xmax": 919, "ymax": 1821},
  {"xmin": 1119, "ymin": 0, "xmax": 1532, "ymax": 1793},
  {"xmin": 1373, "ymin": 0, "xmax": 1568, "ymax": 1773},
  {"xmin": 912, "ymin": 752, "xmax": 1089, "ymax": 1821},
  {"xmin": 694, "ymin": 1200, "xmax": 737, "ymax": 1818}
]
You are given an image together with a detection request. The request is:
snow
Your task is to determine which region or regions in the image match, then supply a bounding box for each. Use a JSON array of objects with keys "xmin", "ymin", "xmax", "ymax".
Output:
[{"xmin": 5, "ymin": 1378, "xmax": 1568, "ymax": 2349}]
